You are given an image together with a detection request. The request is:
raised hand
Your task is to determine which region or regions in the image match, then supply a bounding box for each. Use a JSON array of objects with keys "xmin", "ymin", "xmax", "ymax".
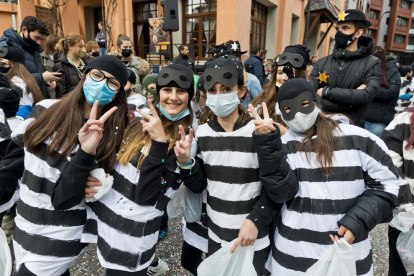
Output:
[
  {"xmin": 174, "ymin": 124, "xmax": 194, "ymax": 165},
  {"xmin": 136, "ymin": 100, "xmax": 167, "ymax": 143},
  {"xmin": 248, "ymin": 102, "xmax": 277, "ymax": 135},
  {"xmin": 79, "ymin": 100, "xmax": 118, "ymax": 155}
]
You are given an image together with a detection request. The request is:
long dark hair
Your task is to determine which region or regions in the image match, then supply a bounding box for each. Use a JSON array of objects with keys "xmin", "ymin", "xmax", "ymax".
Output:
[
  {"xmin": 23, "ymin": 74, "xmax": 128, "ymax": 172},
  {"xmin": 372, "ymin": 46, "xmax": 389, "ymax": 88},
  {"xmin": 7, "ymin": 62, "xmax": 44, "ymax": 104}
]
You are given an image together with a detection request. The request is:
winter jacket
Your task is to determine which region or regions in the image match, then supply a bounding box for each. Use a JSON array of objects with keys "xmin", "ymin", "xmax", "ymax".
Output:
[
  {"xmin": 40, "ymin": 51, "xmax": 55, "ymax": 72},
  {"xmin": 245, "ymin": 55, "xmax": 266, "ymax": 86},
  {"xmin": 366, "ymin": 57, "xmax": 401, "ymax": 124},
  {"xmin": 241, "ymin": 72, "xmax": 262, "ymax": 109},
  {"xmin": 309, "ymin": 36, "xmax": 382, "ymax": 128},
  {"xmin": 53, "ymin": 53, "xmax": 87, "ymax": 98},
  {"xmin": 0, "ymin": 29, "xmax": 47, "ymax": 98},
  {"xmin": 171, "ymin": 53, "xmax": 194, "ymax": 73},
  {"xmin": 125, "ymin": 56, "xmax": 150, "ymax": 95},
  {"xmin": 95, "ymin": 31, "xmax": 106, "ymax": 48}
]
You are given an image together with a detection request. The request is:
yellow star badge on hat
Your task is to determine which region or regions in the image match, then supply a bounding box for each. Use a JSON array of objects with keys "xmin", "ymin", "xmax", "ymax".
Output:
[
  {"xmin": 338, "ymin": 11, "xmax": 349, "ymax": 21},
  {"xmin": 317, "ymin": 71, "xmax": 329, "ymax": 84}
]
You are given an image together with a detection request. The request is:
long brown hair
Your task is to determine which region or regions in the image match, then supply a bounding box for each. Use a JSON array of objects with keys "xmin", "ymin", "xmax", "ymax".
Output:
[
  {"xmin": 23, "ymin": 74, "xmax": 128, "ymax": 172},
  {"xmin": 7, "ymin": 62, "xmax": 44, "ymax": 104},
  {"xmin": 56, "ymin": 33, "xmax": 84, "ymax": 55},
  {"xmin": 45, "ymin": 34, "xmax": 60, "ymax": 56},
  {"xmin": 298, "ymin": 112, "xmax": 340, "ymax": 175},
  {"xmin": 372, "ymin": 46, "xmax": 389, "ymax": 88},
  {"xmin": 117, "ymin": 102, "xmax": 193, "ymax": 169}
]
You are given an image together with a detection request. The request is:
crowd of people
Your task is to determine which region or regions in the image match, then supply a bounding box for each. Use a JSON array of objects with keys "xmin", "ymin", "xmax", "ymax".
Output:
[{"xmin": 0, "ymin": 9, "xmax": 412, "ymax": 276}]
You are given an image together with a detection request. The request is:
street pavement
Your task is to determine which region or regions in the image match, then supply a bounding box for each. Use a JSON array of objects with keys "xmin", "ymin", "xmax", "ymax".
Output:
[{"xmin": 70, "ymin": 217, "xmax": 390, "ymax": 276}]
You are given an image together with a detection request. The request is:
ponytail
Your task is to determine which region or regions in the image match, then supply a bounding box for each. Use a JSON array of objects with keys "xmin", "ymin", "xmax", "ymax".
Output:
[{"xmin": 56, "ymin": 34, "xmax": 84, "ymax": 55}]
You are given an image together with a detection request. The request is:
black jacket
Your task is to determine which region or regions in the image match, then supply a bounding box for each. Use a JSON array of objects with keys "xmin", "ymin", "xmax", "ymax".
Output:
[
  {"xmin": 309, "ymin": 36, "xmax": 382, "ymax": 128},
  {"xmin": 244, "ymin": 55, "xmax": 266, "ymax": 86},
  {"xmin": 0, "ymin": 29, "xmax": 48, "ymax": 98},
  {"xmin": 171, "ymin": 53, "xmax": 194, "ymax": 73},
  {"xmin": 53, "ymin": 53, "xmax": 87, "ymax": 98},
  {"xmin": 366, "ymin": 58, "xmax": 401, "ymax": 124}
]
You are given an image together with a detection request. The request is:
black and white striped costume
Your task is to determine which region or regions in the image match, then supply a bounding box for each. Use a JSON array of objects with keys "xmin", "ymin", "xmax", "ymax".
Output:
[
  {"xmin": 0, "ymin": 108, "xmax": 14, "ymax": 213},
  {"xmin": 395, "ymin": 77, "xmax": 414, "ymax": 115},
  {"xmin": 266, "ymin": 116, "xmax": 400, "ymax": 276},
  {"xmin": 11, "ymin": 100, "xmax": 89, "ymax": 276}
]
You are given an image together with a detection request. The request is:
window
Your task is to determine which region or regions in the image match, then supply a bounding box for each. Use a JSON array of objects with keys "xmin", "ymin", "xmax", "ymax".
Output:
[
  {"xmin": 409, "ymin": 37, "xmax": 414, "ymax": 45},
  {"xmin": 367, "ymin": 29, "xmax": 376, "ymax": 39},
  {"xmin": 400, "ymin": 0, "xmax": 409, "ymax": 9},
  {"xmin": 397, "ymin": 17, "xmax": 408, "ymax": 26},
  {"xmin": 384, "ymin": 35, "xmax": 387, "ymax": 43},
  {"xmin": 369, "ymin": 10, "xmax": 379, "ymax": 19},
  {"xmin": 183, "ymin": 0, "xmax": 217, "ymax": 59},
  {"xmin": 250, "ymin": 1, "xmax": 267, "ymax": 50},
  {"xmin": 134, "ymin": 2, "xmax": 158, "ymax": 21},
  {"xmin": 394, "ymin": 34, "xmax": 405, "ymax": 43}
]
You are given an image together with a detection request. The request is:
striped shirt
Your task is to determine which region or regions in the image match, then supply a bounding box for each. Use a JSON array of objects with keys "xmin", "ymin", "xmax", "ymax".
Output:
[
  {"xmin": 196, "ymin": 119, "xmax": 270, "ymax": 251},
  {"xmin": 395, "ymin": 77, "xmax": 414, "ymax": 115},
  {"xmin": 12, "ymin": 100, "xmax": 88, "ymax": 276},
  {"xmin": 267, "ymin": 116, "xmax": 400, "ymax": 276}
]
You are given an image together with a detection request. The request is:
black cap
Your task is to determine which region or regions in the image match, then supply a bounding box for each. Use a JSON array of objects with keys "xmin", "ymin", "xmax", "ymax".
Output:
[
  {"xmin": 337, "ymin": 9, "xmax": 371, "ymax": 28},
  {"xmin": 277, "ymin": 78, "xmax": 317, "ymax": 104},
  {"xmin": 224, "ymin": 40, "xmax": 248, "ymax": 55},
  {"xmin": 203, "ymin": 54, "xmax": 244, "ymax": 88},
  {"xmin": 156, "ymin": 64, "xmax": 195, "ymax": 101},
  {"xmin": 207, "ymin": 43, "xmax": 226, "ymax": 55},
  {"xmin": 0, "ymin": 87, "xmax": 20, "ymax": 117},
  {"xmin": 278, "ymin": 45, "xmax": 311, "ymax": 70},
  {"xmin": 85, "ymin": 55, "xmax": 128, "ymax": 87},
  {"xmin": 0, "ymin": 46, "xmax": 25, "ymax": 64},
  {"xmin": 126, "ymin": 69, "xmax": 136, "ymax": 85},
  {"xmin": 195, "ymin": 75, "xmax": 205, "ymax": 102}
]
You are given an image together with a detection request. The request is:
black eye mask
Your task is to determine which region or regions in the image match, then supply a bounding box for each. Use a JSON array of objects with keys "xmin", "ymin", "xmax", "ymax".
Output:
[
  {"xmin": 277, "ymin": 53, "xmax": 305, "ymax": 68},
  {"xmin": 203, "ymin": 66, "xmax": 238, "ymax": 91},
  {"xmin": 157, "ymin": 67, "xmax": 192, "ymax": 89},
  {"xmin": 279, "ymin": 91, "xmax": 315, "ymax": 121},
  {"xmin": 0, "ymin": 47, "xmax": 8, "ymax": 58}
]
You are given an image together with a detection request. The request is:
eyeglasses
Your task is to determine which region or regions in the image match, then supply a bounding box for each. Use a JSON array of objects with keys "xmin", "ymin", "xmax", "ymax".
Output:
[{"xmin": 89, "ymin": 69, "xmax": 121, "ymax": 91}]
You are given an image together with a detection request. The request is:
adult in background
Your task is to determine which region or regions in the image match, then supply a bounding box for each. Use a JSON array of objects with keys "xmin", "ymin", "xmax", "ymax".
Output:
[
  {"xmin": 365, "ymin": 46, "xmax": 401, "ymax": 137},
  {"xmin": 309, "ymin": 9, "xmax": 381, "ymax": 128},
  {"xmin": 171, "ymin": 44, "xmax": 195, "ymax": 73},
  {"xmin": 40, "ymin": 34, "xmax": 60, "ymax": 99},
  {"xmin": 310, "ymin": 55, "xmax": 318, "ymax": 65},
  {"xmin": 95, "ymin": 21, "xmax": 106, "ymax": 55},
  {"xmin": 54, "ymin": 34, "xmax": 88, "ymax": 98},
  {"xmin": 0, "ymin": 16, "xmax": 61, "ymax": 98},
  {"xmin": 244, "ymin": 45, "xmax": 267, "ymax": 86}
]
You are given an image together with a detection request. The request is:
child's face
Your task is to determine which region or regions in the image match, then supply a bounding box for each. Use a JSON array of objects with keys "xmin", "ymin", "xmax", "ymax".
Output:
[{"xmin": 159, "ymin": 87, "xmax": 189, "ymax": 115}]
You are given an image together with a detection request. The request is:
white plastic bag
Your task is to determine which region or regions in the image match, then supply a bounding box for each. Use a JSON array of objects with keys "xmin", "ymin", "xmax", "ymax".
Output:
[
  {"xmin": 0, "ymin": 228, "xmax": 12, "ymax": 276},
  {"xmin": 85, "ymin": 169, "xmax": 114, "ymax": 202},
  {"xmin": 390, "ymin": 205, "xmax": 414, "ymax": 233},
  {"xmin": 197, "ymin": 239, "xmax": 257, "ymax": 276},
  {"xmin": 167, "ymin": 184, "xmax": 202, "ymax": 223},
  {"xmin": 397, "ymin": 229, "xmax": 414, "ymax": 274},
  {"xmin": 305, "ymin": 238, "xmax": 357, "ymax": 276}
]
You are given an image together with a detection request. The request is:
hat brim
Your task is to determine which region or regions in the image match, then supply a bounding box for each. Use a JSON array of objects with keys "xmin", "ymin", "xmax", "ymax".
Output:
[
  {"xmin": 337, "ymin": 19, "xmax": 372, "ymax": 28},
  {"xmin": 231, "ymin": 50, "xmax": 248, "ymax": 55}
]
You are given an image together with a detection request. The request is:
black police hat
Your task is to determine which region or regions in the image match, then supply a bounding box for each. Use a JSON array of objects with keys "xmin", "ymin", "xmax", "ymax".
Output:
[
  {"xmin": 224, "ymin": 40, "xmax": 248, "ymax": 55},
  {"xmin": 336, "ymin": 9, "xmax": 371, "ymax": 28}
]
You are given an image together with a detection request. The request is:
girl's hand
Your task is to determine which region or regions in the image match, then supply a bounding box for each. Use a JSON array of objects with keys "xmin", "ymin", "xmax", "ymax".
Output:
[
  {"xmin": 230, "ymin": 219, "xmax": 258, "ymax": 254},
  {"xmin": 249, "ymin": 102, "xmax": 277, "ymax": 135},
  {"xmin": 79, "ymin": 100, "xmax": 118, "ymax": 155},
  {"xmin": 84, "ymin": 175, "xmax": 102, "ymax": 198},
  {"xmin": 329, "ymin": 226, "xmax": 355, "ymax": 244},
  {"xmin": 174, "ymin": 125, "xmax": 194, "ymax": 165},
  {"xmin": 136, "ymin": 100, "xmax": 167, "ymax": 143}
]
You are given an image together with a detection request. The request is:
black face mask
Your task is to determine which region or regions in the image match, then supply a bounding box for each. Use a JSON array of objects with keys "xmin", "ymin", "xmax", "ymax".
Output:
[
  {"xmin": 121, "ymin": 49, "xmax": 132, "ymax": 58},
  {"xmin": 91, "ymin": 51, "xmax": 100, "ymax": 57},
  {"xmin": 0, "ymin": 62, "xmax": 10, "ymax": 73},
  {"xmin": 335, "ymin": 30, "xmax": 356, "ymax": 50},
  {"xmin": 23, "ymin": 32, "xmax": 39, "ymax": 47},
  {"xmin": 125, "ymin": 88, "xmax": 132, "ymax": 96}
]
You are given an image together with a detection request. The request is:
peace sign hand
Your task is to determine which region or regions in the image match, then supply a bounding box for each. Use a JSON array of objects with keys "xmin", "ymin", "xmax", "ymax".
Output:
[
  {"xmin": 79, "ymin": 100, "xmax": 118, "ymax": 155},
  {"xmin": 136, "ymin": 100, "xmax": 167, "ymax": 143},
  {"xmin": 248, "ymin": 102, "xmax": 277, "ymax": 135},
  {"xmin": 174, "ymin": 125, "xmax": 194, "ymax": 165}
]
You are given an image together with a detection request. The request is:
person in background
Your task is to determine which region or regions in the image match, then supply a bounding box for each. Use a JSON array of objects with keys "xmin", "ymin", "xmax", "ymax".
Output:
[
  {"xmin": 0, "ymin": 16, "xmax": 61, "ymax": 98},
  {"xmin": 95, "ymin": 21, "xmax": 106, "ymax": 55},
  {"xmin": 310, "ymin": 55, "xmax": 318, "ymax": 65},
  {"xmin": 117, "ymin": 34, "xmax": 150, "ymax": 95},
  {"xmin": 125, "ymin": 69, "xmax": 147, "ymax": 112},
  {"xmin": 40, "ymin": 34, "xmax": 60, "ymax": 99},
  {"xmin": 395, "ymin": 66, "xmax": 414, "ymax": 115},
  {"xmin": 0, "ymin": 45, "xmax": 44, "ymax": 106},
  {"xmin": 85, "ymin": 40, "xmax": 100, "ymax": 62},
  {"xmin": 171, "ymin": 44, "xmax": 195, "ymax": 73},
  {"xmin": 142, "ymin": 73, "xmax": 158, "ymax": 105},
  {"xmin": 244, "ymin": 45, "xmax": 267, "ymax": 85},
  {"xmin": 54, "ymin": 33, "xmax": 88, "ymax": 98},
  {"xmin": 365, "ymin": 46, "xmax": 401, "ymax": 137}
]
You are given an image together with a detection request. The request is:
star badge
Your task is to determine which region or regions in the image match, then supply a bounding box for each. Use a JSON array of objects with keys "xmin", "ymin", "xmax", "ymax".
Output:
[
  {"xmin": 317, "ymin": 71, "xmax": 329, "ymax": 84},
  {"xmin": 338, "ymin": 11, "xmax": 349, "ymax": 21},
  {"xmin": 231, "ymin": 42, "xmax": 239, "ymax": 51}
]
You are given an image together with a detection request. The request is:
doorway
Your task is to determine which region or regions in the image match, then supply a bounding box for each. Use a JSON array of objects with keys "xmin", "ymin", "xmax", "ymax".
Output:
[{"xmin": 133, "ymin": 1, "xmax": 158, "ymax": 59}]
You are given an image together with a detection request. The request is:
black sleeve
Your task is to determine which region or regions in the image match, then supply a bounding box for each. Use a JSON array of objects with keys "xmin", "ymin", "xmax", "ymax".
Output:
[
  {"xmin": 135, "ymin": 140, "xmax": 170, "ymax": 206},
  {"xmin": 0, "ymin": 140, "xmax": 25, "ymax": 207},
  {"xmin": 247, "ymin": 190, "xmax": 284, "ymax": 232},
  {"xmin": 373, "ymin": 70, "xmax": 401, "ymax": 101},
  {"xmin": 252, "ymin": 126, "xmax": 299, "ymax": 203},
  {"xmin": 181, "ymin": 156, "xmax": 208, "ymax": 194},
  {"xmin": 53, "ymin": 63, "xmax": 68, "ymax": 99},
  {"xmin": 51, "ymin": 148, "xmax": 98, "ymax": 210}
]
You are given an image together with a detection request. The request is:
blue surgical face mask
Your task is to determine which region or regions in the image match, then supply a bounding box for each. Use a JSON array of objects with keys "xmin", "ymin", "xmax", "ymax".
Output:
[
  {"xmin": 83, "ymin": 76, "xmax": 117, "ymax": 106},
  {"xmin": 206, "ymin": 91, "xmax": 239, "ymax": 118},
  {"xmin": 157, "ymin": 103, "xmax": 190, "ymax": 121}
]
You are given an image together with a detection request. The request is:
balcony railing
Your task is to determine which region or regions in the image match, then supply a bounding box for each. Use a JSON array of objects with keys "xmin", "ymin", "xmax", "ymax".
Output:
[
  {"xmin": 371, "ymin": 0, "xmax": 382, "ymax": 7},
  {"xmin": 369, "ymin": 18, "xmax": 379, "ymax": 28},
  {"xmin": 394, "ymin": 42, "xmax": 407, "ymax": 49},
  {"xmin": 396, "ymin": 24, "xmax": 410, "ymax": 33},
  {"xmin": 398, "ymin": 6, "xmax": 412, "ymax": 16}
]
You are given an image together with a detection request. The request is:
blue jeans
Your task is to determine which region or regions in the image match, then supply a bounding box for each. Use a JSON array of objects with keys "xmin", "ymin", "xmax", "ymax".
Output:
[
  {"xmin": 365, "ymin": 121, "xmax": 387, "ymax": 137},
  {"xmin": 99, "ymin": 47, "xmax": 106, "ymax": 55}
]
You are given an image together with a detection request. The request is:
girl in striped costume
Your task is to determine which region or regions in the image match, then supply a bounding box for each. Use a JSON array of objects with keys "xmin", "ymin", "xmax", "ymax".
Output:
[
  {"xmin": 174, "ymin": 53, "xmax": 298, "ymax": 275},
  {"xmin": 9, "ymin": 55, "xmax": 129, "ymax": 276},
  {"xmin": 250, "ymin": 78, "xmax": 400, "ymax": 276}
]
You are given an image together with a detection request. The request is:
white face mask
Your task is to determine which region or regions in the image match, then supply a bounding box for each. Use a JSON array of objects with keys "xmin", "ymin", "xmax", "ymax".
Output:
[
  {"xmin": 206, "ymin": 90, "xmax": 240, "ymax": 118},
  {"xmin": 282, "ymin": 107, "xmax": 320, "ymax": 133}
]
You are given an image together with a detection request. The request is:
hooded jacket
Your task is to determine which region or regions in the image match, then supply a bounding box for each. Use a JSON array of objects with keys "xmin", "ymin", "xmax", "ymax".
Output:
[
  {"xmin": 53, "ymin": 53, "xmax": 88, "ymax": 98},
  {"xmin": 244, "ymin": 55, "xmax": 266, "ymax": 86},
  {"xmin": 309, "ymin": 36, "xmax": 382, "ymax": 128},
  {"xmin": 366, "ymin": 57, "xmax": 401, "ymax": 124},
  {"xmin": 171, "ymin": 53, "xmax": 194, "ymax": 73},
  {"xmin": 0, "ymin": 29, "xmax": 47, "ymax": 98},
  {"xmin": 125, "ymin": 55, "xmax": 150, "ymax": 95}
]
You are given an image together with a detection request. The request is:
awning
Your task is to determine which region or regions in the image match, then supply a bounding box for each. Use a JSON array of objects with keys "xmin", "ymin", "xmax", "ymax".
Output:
[{"xmin": 305, "ymin": 0, "xmax": 339, "ymax": 23}]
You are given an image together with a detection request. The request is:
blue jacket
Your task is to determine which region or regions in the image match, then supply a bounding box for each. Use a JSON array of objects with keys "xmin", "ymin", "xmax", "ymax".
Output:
[
  {"xmin": 0, "ymin": 29, "xmax": 47, "ymax": 97},
  {"xmin": 244, "ymin": 55, "xmax": 266, "ymax": 86},
  {"xmin": 241, "ymin": 73, "xmax": 262, "ymax": 109}
]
